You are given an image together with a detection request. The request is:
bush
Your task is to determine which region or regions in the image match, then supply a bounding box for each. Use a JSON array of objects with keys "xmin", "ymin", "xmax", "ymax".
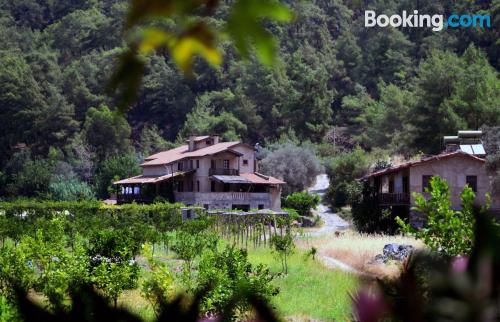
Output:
[
  {"xmin": 49, "ymin": 175, "xmax": 95, "ymax": 201},
  {"xmin": 325, "ymin": 147, "xmax": 369, "ymax": 209},
  {"xmin": 283, "ymin": 192, "xmax": 320, "ymax": 217},
  {"xmin": 196, "ymin": 246, "xmax": 278, "ymax": 318},
  {"xmin": 94, "ymin": 154, "xmax": 140, "ymax": 199},
  {"xmin": 397, "ymin": 176, "xmax": 481, "ymax": 257},
  {"xmin": 270, "ymin": 234, "xmax": 295, "ymax": 274},
  {"xmin": 351, "ymin": 182, "xmax": 401, "ymax": 233},
  {"xmin": 0, "ymin": 201, "xmax": 183, "ymax": 244}
]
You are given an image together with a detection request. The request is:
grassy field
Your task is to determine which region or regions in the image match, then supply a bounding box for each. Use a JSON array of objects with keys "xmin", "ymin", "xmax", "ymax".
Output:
[
  {"xmin": 247, "ymin": 247, "xmax": 358, "ymax": 321},
  {"xmin": 298, "ymin": 231, "xmax": 424, "ymax": 278},
  {"xmin": 117, "ymin": 245, "xmax": 359, "ymax": 322}
]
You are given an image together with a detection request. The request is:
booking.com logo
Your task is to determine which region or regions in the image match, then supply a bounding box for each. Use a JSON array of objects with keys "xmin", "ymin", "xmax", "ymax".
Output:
[{"xmin": 365, "ymin": 10, "xmax": 492, "ymax": 31}]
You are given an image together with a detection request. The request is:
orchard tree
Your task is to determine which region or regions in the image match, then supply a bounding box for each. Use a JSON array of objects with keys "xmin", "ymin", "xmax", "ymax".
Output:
[{"xmin": 397, "ymin": 176, "xmax": 481, "ymax": 257}]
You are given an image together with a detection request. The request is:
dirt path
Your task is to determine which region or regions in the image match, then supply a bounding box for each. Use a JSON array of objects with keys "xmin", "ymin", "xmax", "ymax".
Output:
[
  {"xmin": 306, "ymin": 174, "xmax": 350, "ymax": 237},
  {"xmin": 296, "ymin": 174, "xmax": 363, "ymax": 274}
]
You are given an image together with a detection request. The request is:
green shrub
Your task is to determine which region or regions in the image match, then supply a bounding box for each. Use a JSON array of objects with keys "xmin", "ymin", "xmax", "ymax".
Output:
[
  {"xmin": 270, "ymin": 234, "xmax": 295, "ymax": 274},
  {"xmin": 283, "ymin": 192, "xmax": 320, "ymax": 217},
  {"xmin": 0, "ymin": 201, "xmax": 183, "ymax": 244},
  {"xmin": 351, "ymin": 182, "xmax": 401, "ymax": 233},
  {"xmin": 325, "ymin": 147, "xmax": 369, "ymax": 209},
  {"xmin": 397, "ymin": 176, "xmax": 483, "ymax": 257},
  {"xmin": 49, "ymin": 176, "xmax": 95, "ymax": 201},
  {"xmin": 0, "ymin": 294, "xmax": 19, "ymax": 321},
  {"xmin": 196, "ymin": 246, "xmax": 278, "ymax": 318}
]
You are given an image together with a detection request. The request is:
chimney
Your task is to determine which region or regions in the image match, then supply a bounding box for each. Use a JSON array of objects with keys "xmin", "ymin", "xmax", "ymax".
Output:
[
  {"xmin": 188, "ymin": 135, "xmax": 196, "ymax": 151},
  {"xmin": 212, "ymin": 135, "xmax": 220, "ymax": 144}
]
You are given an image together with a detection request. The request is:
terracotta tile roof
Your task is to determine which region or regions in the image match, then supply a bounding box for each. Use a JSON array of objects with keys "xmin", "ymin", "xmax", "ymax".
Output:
[
  {"xmin": 363, "ymin": 151, "xmax": 486, "ymax": 179},
  {"xmin": 240, "ymin": 172, "xmax": 285, "ymax": 185},
  {"xmin": 141, "ymin": 141, "xmax": 241, "ymax": 166}
]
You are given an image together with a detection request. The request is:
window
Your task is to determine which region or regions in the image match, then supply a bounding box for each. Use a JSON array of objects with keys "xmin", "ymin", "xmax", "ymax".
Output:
[
  {"xmin": 402, "ymin": 176, "xmax": 409, "ymax": 193},
  {"xmin": 422, "ymin": 175, "xmax": 432, "ymax": 192},
  {"xmin": 189, "ymin": 160, "xmax": 193, "ymax": 169},
  {"xmin": 223, "ymin": 160, "xmax": 229, "ymax": 169},
  {"xmin": 197, "ymin": 180, "xmax": 200, "ymax": 192},
  {"xmin": 388, "ymin": 179, "xmax": 394, "ymax": 193},
  {"xmin": 177, "ymin": 181, "xmax": 184, "ymax": 192},
  {"xmin": 223, "ymin": 183, "xmax": 230, "ymax": 192},
  {"xmin": 466, "ymin": 175, "xmax": 477, "ymax": 192},
  {"xmin": 243, "ymin": 159, "xmax": 248, "ymax": 166},
  {"xmin": 211, "ymin": 160, "xmax": 216, "ymax": 169},
  {"xmin": 211, "ymin": 181, "xmax": 216, "ymax": 192},
  {"xmin": 196, "ymin": 160, "xmax": 199, "ymax": 168},
  {"xmin": 178, "ymin": 162, "xmax": 183, "ymax": 171},
  {"xmin": 258, "ymin": 204, "xmax": 264, "ymax": 210},
  {"xmin": 188, "ymin": 180, "xmax": 194, "ymax": 192}
]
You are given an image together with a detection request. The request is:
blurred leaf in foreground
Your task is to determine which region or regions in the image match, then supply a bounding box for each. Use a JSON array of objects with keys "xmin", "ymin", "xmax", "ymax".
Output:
[{"xmin": 108, "ymin": 0, "xmax": 293, "ymax": 112}]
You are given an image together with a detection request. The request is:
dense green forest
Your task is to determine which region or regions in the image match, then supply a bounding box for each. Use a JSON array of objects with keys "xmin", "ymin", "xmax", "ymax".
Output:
[{"xmin": 0, "ymin": 0, "xmax": 499, "ymax": 199}]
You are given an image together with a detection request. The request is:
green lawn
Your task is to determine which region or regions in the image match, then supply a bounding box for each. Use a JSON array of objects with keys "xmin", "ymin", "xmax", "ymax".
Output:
[{"xmin": 247, "ymin": 247, "xmax": 359, "ymax": 321}]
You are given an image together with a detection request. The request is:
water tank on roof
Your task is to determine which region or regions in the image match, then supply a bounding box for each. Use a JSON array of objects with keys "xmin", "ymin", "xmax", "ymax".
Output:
[{"xmin": 458, "ymin": 130, "xmax": 482, "ymax": 138}]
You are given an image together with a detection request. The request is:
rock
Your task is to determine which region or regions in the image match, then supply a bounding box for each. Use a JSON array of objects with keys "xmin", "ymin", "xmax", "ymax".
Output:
[
  {"xmin": 373, "ymin": 244, "xmax": 414, "ymax": 264},
  {"xmin": 298, "ymin": 215, "xmax": 316, "ymax": 227}
]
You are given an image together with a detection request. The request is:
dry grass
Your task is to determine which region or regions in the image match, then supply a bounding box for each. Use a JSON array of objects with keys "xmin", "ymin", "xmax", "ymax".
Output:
[{"xmin": 297, "ymin": 230, "xmax": 425, "ymax": 279}]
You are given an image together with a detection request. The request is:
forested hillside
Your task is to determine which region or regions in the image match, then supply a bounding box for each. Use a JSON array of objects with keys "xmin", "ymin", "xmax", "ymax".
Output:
[{"xmin": 0, "ymin": 0, "xmax": 499, "ymax": 199}]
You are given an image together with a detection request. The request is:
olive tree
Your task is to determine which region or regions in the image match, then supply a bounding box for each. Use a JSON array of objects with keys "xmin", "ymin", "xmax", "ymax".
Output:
[{"xmin": 259, "ymin": 142, "xmax": 322, "ymax": 195}]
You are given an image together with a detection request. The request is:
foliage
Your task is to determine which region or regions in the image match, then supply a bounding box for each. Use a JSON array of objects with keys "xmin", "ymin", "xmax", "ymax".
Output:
[
  {"xmin": 259, "ymin": 142, "xmax": 322, "ymax": 195},
  {"xmin": 94, "ymin": 154, "xmax": 141, "ymax": 199},
  {"xmin": 354, "ymin": 212, "xmax": 500, "ymax": 322},
  {"xmin": 141, "ymin": 243, "xmax": 174, "ymax": 317},
  {"xmin": 482, "ymin": 125, "xmax": 500, "ymax": 195},
  {"xmin": 171, "ymin": 230, "xmax": 205, "ymax": 280},
  {"xmin": 5, "ymin": 156, "xmax": 55, "ymax": 198},
  {"xmin": 0, "ymin": 294, "xmax": 19, "ymax": 321},
  {"xmin": 0, "ymin": 201, "xmax": 183, "ymax": 245},
  {"xmin": 397, "ymin": 176, "xmax": 483, "ymax": 257},
  {"xmin": 137, "ymin": 125, "xmax": 175, "ymax": 158},
  {"xmin": 0, "ymin": 216, "xmax": 89, "ymax": 310},
  {"xmin": 350, "ymin": 182, "xmax": 401, "ymax": 233},
  {"xmin": 270, "ymin": 234, "xmax": 294, "ymax": 274},
  {"xmin": 83, "ymin": 106, "xmax": 132, "ymax": 162},
  {"xmin": 195, "ymin": 246, "xmax": 278, "ymax": 319},
  {"xmin": 91, "ymin": 261, "xmax": 139, "ymax": 308},
  {"xmin": 48, "ymin": 175, "xmax": 95, "ymax": 201},
  {"xmin": 178, "ymin": 101, "xmax": 247, "ymax": 142},
  {"xmin": 109, "ymin": 0, "xmax": 293, "ymax": 110},
  {"xmin": 5, "ymin": 281, "xmax": 282, "ymax": 322},
  {"xmin": 325, "ymin": 147, "xmax": 369, "ymax": 209},
  {"xmin": 0, "ymin": 0, "xmax": 499, "ymax": 203},
  {"xmin": 283, "ymin": 192, "xmax": 320, "ymax": 217}
]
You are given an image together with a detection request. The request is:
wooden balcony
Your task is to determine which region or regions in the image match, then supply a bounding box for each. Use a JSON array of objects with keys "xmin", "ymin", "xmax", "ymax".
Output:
[
  {"xmin": 117, "ymin": 194, "xmax": 154, "ymax": 204},
  {"xmin": 175, "ymin": 192, "xmax": 270, "ymax": 203},
  {"xmin": 209, "ymin": 168, "xmax": 239, "ymax": 176},
  {"xmin": 378, "ymin": 193, "xmax": 410, "ymax": 205}
]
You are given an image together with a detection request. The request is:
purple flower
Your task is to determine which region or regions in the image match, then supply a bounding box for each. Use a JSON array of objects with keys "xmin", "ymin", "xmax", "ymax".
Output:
[
  {"xmin": 451, "ymin": 256, "xmax": 468, "ymax": 273},
  {"xmin": 353, "ymin": 289, "xmax": 388, "ymax": 322}
]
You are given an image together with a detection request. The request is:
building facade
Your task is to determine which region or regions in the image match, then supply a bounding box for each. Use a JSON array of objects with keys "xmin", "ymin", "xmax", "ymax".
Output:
[
  {"xmin": 363, "ymin": 151, "xmax": 500, "ymax": 223},
  {"xmin": 114, "ymin": 135, "xmax": 285, "ymax": 211}
]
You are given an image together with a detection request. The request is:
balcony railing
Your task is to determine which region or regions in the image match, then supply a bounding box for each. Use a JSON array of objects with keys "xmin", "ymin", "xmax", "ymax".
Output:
[
  {"xmin": 175, "ymin": 192, "xmax": 270, "ymax": 203},
  {"xmin": 378, "ymin": 193, "xmax": 410, "ymax": 205},
  {"xmin": 209, "ymin": 168, "xmax": 239, "ymax": 176},
  {"xmin": 117, "ymin": 194, "xmax": 154, "ymax": 204}
]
